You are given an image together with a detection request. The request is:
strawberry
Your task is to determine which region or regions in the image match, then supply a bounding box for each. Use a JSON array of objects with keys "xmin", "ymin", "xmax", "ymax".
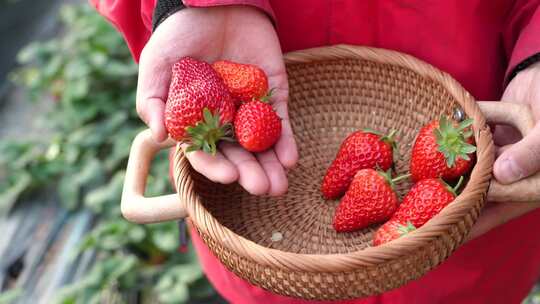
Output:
[
  {"xmin": 164, "ymin": 57, "xmax": 235, "ymax": 154},
  {"xmin": 410, "ymin": 116, "xmax": 476, "ymax": 182},
  {"xmin": 333, "ymin": 169, "xmax": 408, "ymax": 232},
  {"xmin": 212, "ymin": 60, "xmax": 269, "ymax": 107},
  {"xmin": 234, "ymin": 98, "xmax": 281, "ymax": 152},
  {"xmin": 321, "ymin": 129, "xmax": 397, "ymax": 199},
  {"xmin": 373, "ymin": 219, "xmax": 416, "ymax": 246},
  {"xmin": 393, "ymin": 177, "xmax": 463, "ymax": 228}
]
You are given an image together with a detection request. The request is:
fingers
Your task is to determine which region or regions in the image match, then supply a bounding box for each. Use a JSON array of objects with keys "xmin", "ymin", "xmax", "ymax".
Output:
[
  {"xmin": 141, "ymin": 98, "xmax": 168, "ymax": 142},
  {"xmin": 272, "ymin": 89, "xmax": 299, "ymax": 169},
  {"xmin": 220, "ymin": 142, "xmax": 270, "ymax": 195},
  {"xmin": 137, "ymin": 43, "xmax": 173, "ymax": 142},
  {"xmin": 492, "ymin": 124, "xmax": 521, "ymax": 146},
  {"xmin": 181, "ymin": 144, "xmax": 239, "ymax": 184},
  {"xmin": 256, "ymin": 149, "xmax": 288, "ymax": 196},
  {"xmin": 494, "ymin": 124, "xmax": 540, "ymax": 184}
]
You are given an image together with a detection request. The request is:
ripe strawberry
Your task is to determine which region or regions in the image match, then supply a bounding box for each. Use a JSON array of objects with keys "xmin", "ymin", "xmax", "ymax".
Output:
[
  {"xmin": 372, "ymin": 219, "xmax": 416, "ymax": 246},
  {"xmin": 164, "ymin": 57, "xmax": 235, "ymax": 154},
  {"xmin": 234, "ymin": 99, "xmax": 281, "ymax": 152},
  {"xmin": 212, "ymin": 60, "xmax": 268, "ymax": 106},
  {"xmin": 333, "ymin": 169, "xmax": 408, "ymax": 232},
  {"xmin": 393, "ymin": 177, "xmax": 462, "ymax": 228},
  {"xmin": 321, "ymin": 129, "xmax": 397, "ymax": 199},
  {"xmin": 410, "ymin": 116, "xmax": 476, "ymax": 182}
]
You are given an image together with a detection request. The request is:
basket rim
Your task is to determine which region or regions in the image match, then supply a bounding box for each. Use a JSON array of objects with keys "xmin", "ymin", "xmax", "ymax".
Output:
[{"xmin": 174, "ymin": 44, "xmax": 494, "ymax": 273}]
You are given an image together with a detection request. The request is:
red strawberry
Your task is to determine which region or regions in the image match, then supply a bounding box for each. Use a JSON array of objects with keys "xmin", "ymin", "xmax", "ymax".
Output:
[
  {"xmin": 212, "ymin": 60, "xmax": 268, "ymax": 107},
  {"xmin": 234, "ymin": 99, "xmax": 281, "ymax": 152},
  {"xmin": 373, "ymin": 219, "xmax": 416, "ymax": 246},
  {"xmin": 164, "ymin": 57, "xmax": 235, "ymax": 154},
  {"xmin": 393, "ymin": 177, "xmax": 462, "ymax": 228},
  {"xmin": 410, "ymin": 116, "xmax": 476, "ymax": 182},
  {"xmin": 333, "ymin": 169, "xmax": 407, "ymax": 232},
  {"xmin": 321, "ymin": 130, "xmax": 396, "ymax": 199}
]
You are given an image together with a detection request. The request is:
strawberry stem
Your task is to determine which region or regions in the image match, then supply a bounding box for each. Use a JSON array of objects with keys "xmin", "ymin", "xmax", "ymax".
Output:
[
  {"xmin": 440, "ymin": 176, "xmax": 464, "ymax": 196},
  {"xmin": 378, "ymin": 169, "xmax": 409, "ymax": 190},
  {"xmin": 391, "ymin": 174, "xmax": 411, "ymax": 184},
  {"xmin": 259, "ymin": 88, "xmax": 276, "ymax": 103},
  {"xmin": 452, "ymin": 176, "xmax": 465, "ymax": 194}
]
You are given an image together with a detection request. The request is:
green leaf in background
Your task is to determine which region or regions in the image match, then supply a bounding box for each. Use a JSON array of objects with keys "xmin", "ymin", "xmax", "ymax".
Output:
[
  {"xmin": 5, "ymin": 3, "xmax": 213, "ymax": 302},
  {"xmin": 159, "ymin": 283, "xmax": 189, "ymax": 304},
  {"xmin": 0, "ymin": 172, "xmax": 31, "ymax": 215},
  {"xmin": 0, "ymin": 289, "xmax": 22, "ymax": 304},
  {"xmin": 58, "ymin": 174, "xmax": 80, "ymax": 210}
]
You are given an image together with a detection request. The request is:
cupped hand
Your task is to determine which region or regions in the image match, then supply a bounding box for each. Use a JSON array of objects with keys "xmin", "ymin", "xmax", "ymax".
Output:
[
  {"xmin": 136, "ymin": 6, "xmax": 298, "ymax": 196},
  {"xmin": 470, "ymin": 62, "xmax": 540, "ymax": 239}
]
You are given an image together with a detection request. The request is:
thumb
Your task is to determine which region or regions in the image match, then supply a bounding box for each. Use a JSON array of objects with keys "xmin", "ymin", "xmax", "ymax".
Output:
[{"xmin": 494, "ymin": 124, "xmax": 540, "ymax": 184}]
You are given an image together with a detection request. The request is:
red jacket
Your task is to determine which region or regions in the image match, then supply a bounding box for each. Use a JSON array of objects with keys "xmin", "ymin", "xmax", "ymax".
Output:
[{"xmin": 92, "ymin": 1, "xmax": 540, "ymax": 303}]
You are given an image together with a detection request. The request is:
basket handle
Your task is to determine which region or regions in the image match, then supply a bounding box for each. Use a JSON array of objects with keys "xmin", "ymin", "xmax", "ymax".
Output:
[
  {"xmin": 478, "ymin": 101, "xmax": 540, "ymax": 202},
  {"xmin": 121, "ymin": 129, "xmax": 188, "ymax": 223}
]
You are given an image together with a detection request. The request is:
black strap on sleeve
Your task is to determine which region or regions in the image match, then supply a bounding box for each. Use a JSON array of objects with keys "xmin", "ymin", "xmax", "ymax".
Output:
[
  {"xmin": 507, "ymin": 52, "xmax": 540, "ymax": 83},
  {"xmin": 152, "ymin": 0, "xmax": 186, "ymax": 32}
]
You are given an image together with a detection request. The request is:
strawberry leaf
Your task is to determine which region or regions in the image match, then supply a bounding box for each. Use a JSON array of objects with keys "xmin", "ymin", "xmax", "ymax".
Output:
[
  {"xmin": 435, "ymin": 115, "xmax": 477, "ymax": 168},
  {"xmin": 397, "ymin": 221, "xmax": 416, "ymax": 236},
  {"xmin": 185, "ymin": 107, "xmax": 234, "ymax": 155}
]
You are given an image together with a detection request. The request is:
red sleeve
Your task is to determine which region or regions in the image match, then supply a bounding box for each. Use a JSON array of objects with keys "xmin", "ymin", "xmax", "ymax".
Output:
[
  {"xmin": 503, "ymin": 0, "xmax": 540, "ymax": 83},
  {"xmin": 89, "ymin": 0, "xmax": 155, "ymax": 62},
  {"xmin": 89, "ymin": 0, "xmax": 274, "ymax": 62},
  {"xmin": 184, "ymin": 0, "xmax": 275, "ymax": 20}
]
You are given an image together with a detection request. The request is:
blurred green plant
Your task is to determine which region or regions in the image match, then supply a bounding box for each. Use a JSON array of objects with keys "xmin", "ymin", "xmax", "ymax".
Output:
[
  {"xmin": 1, "ymin": 4, "xmax": 213, "ymax": 303},
  {"xmin": 524, "ymin": 284, "xmax": 540, "ymax": 304}
]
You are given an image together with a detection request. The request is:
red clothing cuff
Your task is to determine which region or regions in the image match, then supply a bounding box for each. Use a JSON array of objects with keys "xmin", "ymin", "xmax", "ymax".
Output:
[
  {"xmin": 182, "ymin": 0, "xmax": 275, "ymax": 23},
  {"xmin": 505, "ymin": 6, "xmax": 540, "ymax": 84}
]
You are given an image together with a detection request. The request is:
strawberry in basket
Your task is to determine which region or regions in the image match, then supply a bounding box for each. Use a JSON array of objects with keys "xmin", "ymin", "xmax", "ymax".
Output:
[
  {"xmin": 333, "ymin": 169, "xmax": 408, "ymax": 232},
  {"xmin": 164, "ymin": 57, "xmax": 235, "ymax": 154},
  {"xmin": 373, "ymin": 177, "xmax": 463, "ymax": 245},
  {"xmin": 321, "ymin": 129, "xmax": 397, "ymax": 199},
  {"xmin": 410, "ymin": 116, "xmax": 476, "ymax": 182},
  {"xmin": 373, "ymin": 219, "xmax": 416, "ymax": 246}
]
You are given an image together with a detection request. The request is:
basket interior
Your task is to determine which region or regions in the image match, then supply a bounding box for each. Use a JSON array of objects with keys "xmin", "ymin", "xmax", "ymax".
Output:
[{"xmin": 190, "ymin": 59, "xmax": 463, "ymax": 254}]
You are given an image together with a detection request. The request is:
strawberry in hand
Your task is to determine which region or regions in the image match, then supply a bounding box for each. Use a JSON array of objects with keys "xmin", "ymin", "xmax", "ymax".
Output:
[
  {"xmin": 234, "ymin": 93, "xmax": 282, "ymax": 153},
  {"xmin": 213, "ymin": 60, "xmax": 269, "ymax": 107},
  {"xmin": 164, "ymin": 57, "xmax": 235, "ymax": 154}
]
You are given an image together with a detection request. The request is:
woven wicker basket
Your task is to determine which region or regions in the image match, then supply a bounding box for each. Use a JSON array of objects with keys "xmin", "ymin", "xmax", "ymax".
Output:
[{"xmin": 121, "ymin": 45, "xmax": 540, "ymax": 300}]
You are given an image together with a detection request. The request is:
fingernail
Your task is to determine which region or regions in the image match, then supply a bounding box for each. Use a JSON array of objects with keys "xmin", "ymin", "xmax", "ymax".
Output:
[{"xmin": 497, "ymin": 158, "xmax": 524, "ymax": 183}]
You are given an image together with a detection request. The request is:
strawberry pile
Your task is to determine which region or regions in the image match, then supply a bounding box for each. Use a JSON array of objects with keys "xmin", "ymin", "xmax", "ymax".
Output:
[
  {"xmin": 323, "ymin": 117, "xmax": 476, "ymax": 247},
  {"xmin": 164, "ymin": 57, "xmax": 280, "ymax": 154}
]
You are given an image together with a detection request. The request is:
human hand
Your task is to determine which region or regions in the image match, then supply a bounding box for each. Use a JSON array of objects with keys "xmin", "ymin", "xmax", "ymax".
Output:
[
  {"xmin": 136, "ymin": 6, "xmax": 298, "ymax": 196},
  {"xmin": 470, "ymin": 62, "xmax": 540, "ymax": 238}
]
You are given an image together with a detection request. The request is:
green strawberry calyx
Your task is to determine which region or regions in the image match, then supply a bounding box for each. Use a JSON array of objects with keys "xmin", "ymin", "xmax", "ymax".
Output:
[
  {"xmin": 397, "ymin": 221, "xmax": 416, "ymax": 236},
  {"xmin": 434, "ymin": 116, "xmax": 477, "ymax": 168},
  {"xmin": 378, "ymin": 169, "xmax": 410, "ymax": 190},
  {"xmin": 441, "ymin": 176, "xmax": 464, "ymax": 197},
  {"xmin": 259, "ymin": 88, "xmax": 276, "ymax": 103},
  {"xmin": 185, "ymin": 108, "xmax": 234, "ymax": 155}
]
